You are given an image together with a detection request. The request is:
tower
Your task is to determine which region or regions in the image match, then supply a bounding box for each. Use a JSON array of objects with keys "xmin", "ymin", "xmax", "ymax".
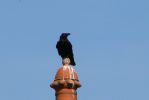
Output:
[{"xmin": 50, "ymin": 59, "xmax": 81, "ymax": 100}]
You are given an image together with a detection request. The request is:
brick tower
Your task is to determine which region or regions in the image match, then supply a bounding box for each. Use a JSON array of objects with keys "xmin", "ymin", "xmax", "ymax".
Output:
[{"xmin": 50, "ymin": 59, "xmax": 81, "ymax": 100}]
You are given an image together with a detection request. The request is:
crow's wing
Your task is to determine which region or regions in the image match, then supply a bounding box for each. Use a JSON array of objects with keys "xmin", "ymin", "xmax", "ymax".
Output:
[{"xmin": 56, "ymin": 41, "xmax": 62, "ymax": 55}]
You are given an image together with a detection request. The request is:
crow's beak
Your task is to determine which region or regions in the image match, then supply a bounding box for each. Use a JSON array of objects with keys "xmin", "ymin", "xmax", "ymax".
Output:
[{"xmin": 67, "ymin": 33, "xmax": 70, "ymax": 36}]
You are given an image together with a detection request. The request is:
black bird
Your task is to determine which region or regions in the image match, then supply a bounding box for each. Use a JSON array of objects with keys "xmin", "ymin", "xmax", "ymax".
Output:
[{"xmin": 56, "ymin": 33, "xmax": 76, "ymax": 66}]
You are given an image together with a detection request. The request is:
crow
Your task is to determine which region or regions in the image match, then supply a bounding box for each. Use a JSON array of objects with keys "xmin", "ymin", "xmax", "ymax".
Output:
[{"xmin": 56, "ymin": 33, "xmax": 76, "ymax": 66}]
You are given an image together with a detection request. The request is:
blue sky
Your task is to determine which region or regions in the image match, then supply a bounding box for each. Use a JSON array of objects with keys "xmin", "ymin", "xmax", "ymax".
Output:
[{"xmin": 0, "ymin": 0, "xmax": 149, "ymax": 100}]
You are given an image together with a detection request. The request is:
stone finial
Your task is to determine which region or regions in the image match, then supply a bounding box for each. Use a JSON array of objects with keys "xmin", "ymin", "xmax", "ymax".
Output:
[{"xmin": 62, "ymin": 58, "xmax": 71, "ymax": 65}]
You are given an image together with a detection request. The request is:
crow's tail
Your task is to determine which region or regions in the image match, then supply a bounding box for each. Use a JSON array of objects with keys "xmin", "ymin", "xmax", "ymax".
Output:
[{"xmin": 69, "ymin": 56, "xmax": 76, "ymax": 66}]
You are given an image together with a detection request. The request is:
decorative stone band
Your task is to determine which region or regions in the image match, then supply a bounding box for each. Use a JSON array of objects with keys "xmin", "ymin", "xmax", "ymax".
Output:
[
  {"xmin": 55, "ymin": 78, "xmax": 79, "ymax": 81},
  {"xmin": 50, "ymin": 79, "xmax": 81, "ymax": 90}
]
